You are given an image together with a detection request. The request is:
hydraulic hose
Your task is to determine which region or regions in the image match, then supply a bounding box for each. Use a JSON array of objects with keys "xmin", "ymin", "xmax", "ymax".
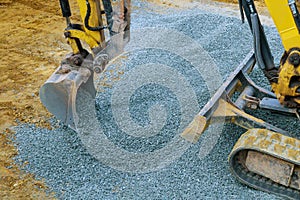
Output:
[
  {"xmin": 251, "ymin": 13, "xmax": 266, "ymax": 70},
  {"xmin": 85, "ymin": 0, "xmax": 107, "ymax": 31},
  {"xmin": 102, "ymin": 0, "xmax": 113, "ymax": 33},
  {"xmin": 59, "ymin": 0, "xmax": 71, "ymax": 17},
  {"xmin": 59, "ymin": 0, "xmax": 72, "ymax": 25}
]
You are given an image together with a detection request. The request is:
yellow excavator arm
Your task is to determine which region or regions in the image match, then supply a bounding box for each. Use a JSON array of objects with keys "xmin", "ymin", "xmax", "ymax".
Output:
[
  {"xmin": 59, "ymin": 0, "xmax": 106, "ymax": 55},
  {"xmin": 265, "ymin": 0, "xmax": 300, "ymax": 51},
  {"xmin": 39, "ymin": 0, "xmax": 130, "ymax": 129}
]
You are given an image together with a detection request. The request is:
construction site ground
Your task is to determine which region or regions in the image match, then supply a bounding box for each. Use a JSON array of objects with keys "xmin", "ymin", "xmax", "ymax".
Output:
[{"xmin": 0, "ymin": 0, "xmax": 284, "ymax": 199}]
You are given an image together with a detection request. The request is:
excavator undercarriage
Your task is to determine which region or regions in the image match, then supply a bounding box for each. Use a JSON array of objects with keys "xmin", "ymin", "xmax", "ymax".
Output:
[
  {"xmin": 181, "ymin": 0, "xmax": 300, "ymax": 198},
  {"xmin": 39, "ymin": 0, "xmax": 300, "ymax": 199}
]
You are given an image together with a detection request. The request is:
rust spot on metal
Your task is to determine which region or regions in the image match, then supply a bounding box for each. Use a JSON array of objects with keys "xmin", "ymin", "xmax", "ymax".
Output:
[
  {"xmin": 287, "ymin": 149, "xmax": 299, "ymax": 160},
  {"xmin": 258, "ymin": 140, "xmax": 272, "ymax": 149},
  {"xmin": 256, "ymin": 129, "xmax": 269, "ymax": 138},
  {"xmin": 274, "ymin": 143, "xmax": 285, "ymax": 154},
  {"xmin": 270, "ymin": 133, "xmax": 281, "ymax": 141},
  {"xmin": 56, "ymin": 68, "xmax": 71, "ymax": 74},
  {"xmin": 285, "ymin": 138, "xmax": 296, "ymax": 146},
  {"xmin": 244, "ymin": 136, "xmax": 256, "ymax": 146}
]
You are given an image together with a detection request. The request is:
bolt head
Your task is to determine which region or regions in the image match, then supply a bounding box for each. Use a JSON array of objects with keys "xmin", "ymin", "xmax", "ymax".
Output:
[{"xmin": 289, "ymin": 52, "xmax": 300, "ymax": 67}]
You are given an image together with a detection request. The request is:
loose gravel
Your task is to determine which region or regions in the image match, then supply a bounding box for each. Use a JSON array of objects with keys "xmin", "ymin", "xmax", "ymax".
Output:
[{"xmin": 11, "ymin": 1, "xmax": 300, "ymax": 199}]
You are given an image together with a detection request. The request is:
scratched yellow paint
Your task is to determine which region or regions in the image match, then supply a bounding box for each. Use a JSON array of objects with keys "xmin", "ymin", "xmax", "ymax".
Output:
[
  {"xmin": 285, "ymin": 138, "xmax": 296, "ymax": 146},
  {"xmin": 274, "ymin": 144, "xmax": 285, "ymax": 154},
  {"xmin": 259, "ymin": 140, "xmax": 272, "ymax": 149},
  {"xmin": 287, "ymin": 149, "xmax": 299, "ymax": 161},
  {"xmin": 270, "ymin": 133, "xmax": 281, "ymax": 141}
]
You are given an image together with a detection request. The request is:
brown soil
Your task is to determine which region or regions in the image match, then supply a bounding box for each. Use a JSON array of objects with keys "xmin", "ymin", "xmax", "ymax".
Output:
[
  {"xmin": 0, "ymin": 0, "xmax": 76, "ymax": 199},
  {"xmin": 0, "ymin": 0, "xmax": 269, "ymax": 199}
]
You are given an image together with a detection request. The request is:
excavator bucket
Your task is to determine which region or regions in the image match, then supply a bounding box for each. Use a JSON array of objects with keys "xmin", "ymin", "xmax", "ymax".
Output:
[
  {"xmin": 40, "ymin": 0, "xmax": 130, "ymax": 130},
  {"xmin": 39, "ymin": 65, "xmax": 95, "ymax": 131},
  {"xmin": 39, "ymin": 30, "xmax": 129, "ymax": 131}
]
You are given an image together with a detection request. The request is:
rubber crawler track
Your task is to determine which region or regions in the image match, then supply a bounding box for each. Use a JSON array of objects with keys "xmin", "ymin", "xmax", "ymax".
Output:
[{"xmin": 229, "ymin": 129, "xmax": 300, "ymax": 199}]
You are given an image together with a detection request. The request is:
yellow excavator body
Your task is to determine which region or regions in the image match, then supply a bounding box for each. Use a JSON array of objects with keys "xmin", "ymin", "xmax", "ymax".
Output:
[{"xmin": 265, "ymin": 0, "xmax": 300, "ymax": 51}]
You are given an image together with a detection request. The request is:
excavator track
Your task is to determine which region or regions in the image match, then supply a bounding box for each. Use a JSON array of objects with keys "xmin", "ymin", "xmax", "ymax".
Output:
[{"xmin": 229, "ymin": 129, "xmax": 300, "ymax": 199}]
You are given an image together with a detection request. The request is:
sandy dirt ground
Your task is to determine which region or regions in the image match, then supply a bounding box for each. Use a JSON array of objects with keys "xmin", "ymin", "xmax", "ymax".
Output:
[
  {"xmin": 0, "ymin": 0, "xmax": 78, "ymax": 198},
  {"xmin": 0, "ymin": 0, "xmax": 279, "ymax": 199}
]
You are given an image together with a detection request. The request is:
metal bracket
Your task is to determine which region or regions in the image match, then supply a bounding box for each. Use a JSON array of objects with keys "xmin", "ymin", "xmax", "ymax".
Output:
[{"xmin": 181, "ymin": 51, "xmax": 289, "ymax": 143}]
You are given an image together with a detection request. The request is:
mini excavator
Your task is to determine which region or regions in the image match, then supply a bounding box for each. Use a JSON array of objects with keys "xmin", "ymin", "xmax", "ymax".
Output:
[{"xmin": 39, "ymin": 0, "xmax": 300, "ymax": 199}]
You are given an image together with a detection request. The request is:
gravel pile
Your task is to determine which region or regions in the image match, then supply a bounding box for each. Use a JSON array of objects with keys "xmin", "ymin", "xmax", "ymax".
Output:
[{"xmin": 12, "ymin": 1, "xmax": 299, "ymax": 199}]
